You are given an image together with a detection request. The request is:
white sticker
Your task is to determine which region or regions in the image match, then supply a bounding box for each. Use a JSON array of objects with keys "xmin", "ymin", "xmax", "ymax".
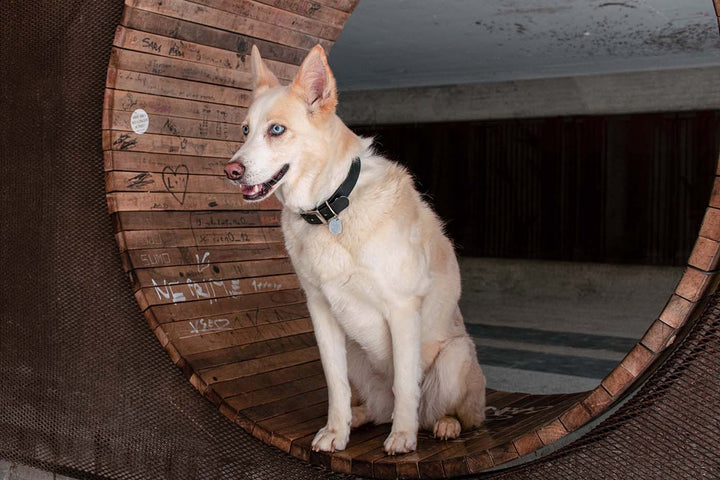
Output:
[{"xmin": 130, "ymin": 108, "xmax": 149, "ymax": 134}]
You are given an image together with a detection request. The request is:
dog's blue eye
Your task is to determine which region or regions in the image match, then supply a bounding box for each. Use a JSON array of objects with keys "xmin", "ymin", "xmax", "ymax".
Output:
[
  {"xmin": 242, "ymin": 125, "xmax": 249, "ymax": 135},
  {"xmin": 270, "ymin": 124, "xmax": 286, "ymax": 136}
]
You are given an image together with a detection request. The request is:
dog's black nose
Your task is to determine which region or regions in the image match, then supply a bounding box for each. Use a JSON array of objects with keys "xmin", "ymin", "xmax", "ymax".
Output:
[{"xmin": 224, "ymin": 161, "xmax": 245, "ymax": 180}]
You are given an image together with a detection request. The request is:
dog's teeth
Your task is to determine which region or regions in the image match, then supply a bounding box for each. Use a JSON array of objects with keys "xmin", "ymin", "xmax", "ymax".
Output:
[{"xmin": 241, "ymin": 184, "xmax": 262, "ymax": 196}]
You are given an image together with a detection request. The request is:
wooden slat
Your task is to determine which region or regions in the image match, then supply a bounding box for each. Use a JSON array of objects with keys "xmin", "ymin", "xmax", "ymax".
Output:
[
  {"xmin": 251, "ymin": 0, "xmax": 350, "ymax": 26},
  {"xmin": 107, "ymin": 191, "xmax": 280, "ymax": 213},
  {"xmin": 106, "ymin": 171, "xmax": 241, "ymax": 194},
  {"xmin": 120, "ymin": 6, "xmax": 308, "ymax": 65},
  {"xmin": 640, "ymin": 319, "xmax": 676, "ymax": 354},
  {"xmin": 327, "ymin": 425, "xmax": 391, "ymax": 475},
  {"xmin": 255, "ymin": 401, "xmax": 327, "ymax": 439},
  {"xmin": 132, "ymin": 257, "xmax": 294, "ymax": 288},
  {"xmin": 105, "ymin": 151, "xmax": 229, "ymax": 175},
  {"xmin": 110, "ymin": 47, "xmax": 252, "ymax": 90},
  {"xmin": 136, "ymin": 273, "xmax": 300, "ymax": 309},
  {"xmin": 103, "ymin": 110, "xmax": 242, "ymax": 142},
  {"xmin": 127, "ymin": 0, "xmax": 333, "ymax": 51},
  {"xmin": 114, "ymin": 25, "xmax": 298, "ymax": 81},
  {"xmin": 180, "ymin": 318, "xmax": 313, "ymax": 360},
  {"xmin": 223, "ymin": 372, "xmax": 325, "ymax": 411},
  {"xmin": 105, "ymin": 89, "xmax": 247, "ymax": 124},
  {"xmin": 198, "ymin": 345, "xmax": 320, "ymax": 384},
  {"xmin": 212, "ymin": 360, "xmax": 321, "ymax": 398},
  {"xmin": 149, "ymin": 288, "xmax": 306, "ymax": 322},
  {"xmin": 114, "ymin": 210, "xmax": 280, "ymax": 230},
  {"xmin": 675, "ymin": 267, "xmax": 717, "ymax": 302},
  {"xmin": 116, "ymin": 227, "xmax": 283, "ymax": 251},
  {"xmin": 102, "ymin": 130, "xmax": 241, "ymax": 158},
  {"xmin": 106, "ymin": 68, "xmax": 251, "ymax": 107},
  {"xmin": 123, "ymin": 244, "xmax": 286, "ymax": 271},
  {"xmin": 160, "ymin": 302, "xmax": 309, "ymax": 341},
  {"xmin": 309, "ymin": 0, "xmax": 357, "ymax": 13},
  {"xmin": 187, "ymin": 0, "xmax": 343, "ymax": 40}
]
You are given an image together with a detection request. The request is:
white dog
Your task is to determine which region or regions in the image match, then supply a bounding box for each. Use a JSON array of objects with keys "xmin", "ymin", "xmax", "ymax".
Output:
[{"xmin": 225, "ymin": 45, "xmax": 486, "ymax": 455}]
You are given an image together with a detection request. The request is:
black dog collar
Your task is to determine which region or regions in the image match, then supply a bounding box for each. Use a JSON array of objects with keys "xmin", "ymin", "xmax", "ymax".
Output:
[{"xmin": 300, "ymin": 157, "xmax": 361, "ymax": 233}]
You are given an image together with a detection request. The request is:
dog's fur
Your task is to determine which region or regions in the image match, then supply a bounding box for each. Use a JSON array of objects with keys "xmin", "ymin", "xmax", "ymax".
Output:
[{"xmin": 226, "ymin": 45, "xmax": 486, "ymax": 454}]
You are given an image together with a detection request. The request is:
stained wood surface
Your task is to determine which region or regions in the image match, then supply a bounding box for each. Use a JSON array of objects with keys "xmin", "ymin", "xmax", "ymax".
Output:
[{"xmin": 103, "ymin": 1, "xmax": 720, "ymax": 478}]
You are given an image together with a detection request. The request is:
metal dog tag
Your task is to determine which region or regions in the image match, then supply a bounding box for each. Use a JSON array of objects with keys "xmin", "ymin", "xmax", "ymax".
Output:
[{"xmin": 328, "ymin": 217, "xmax": 342, "ymax": 235}]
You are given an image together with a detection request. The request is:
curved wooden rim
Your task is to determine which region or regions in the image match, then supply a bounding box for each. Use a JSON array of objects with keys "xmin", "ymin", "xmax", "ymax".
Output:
[{"xmin": 102, "ymin": 1, "xmax": 720, "ymax": 477}]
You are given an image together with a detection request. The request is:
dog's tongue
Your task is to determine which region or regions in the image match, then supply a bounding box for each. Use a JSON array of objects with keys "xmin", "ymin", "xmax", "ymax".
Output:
[{"xmin": 242, "ymin": 184, "xmax": 262, "ymax": 196}]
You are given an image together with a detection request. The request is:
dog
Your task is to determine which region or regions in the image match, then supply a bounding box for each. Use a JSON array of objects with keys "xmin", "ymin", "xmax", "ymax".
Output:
[{"xmin": 224, "ymin": 44, "xmax": 486, "ymax": 455}]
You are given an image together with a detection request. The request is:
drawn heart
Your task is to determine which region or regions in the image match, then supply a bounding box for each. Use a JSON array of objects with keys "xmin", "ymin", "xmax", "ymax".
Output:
[{"xmin": 162, "ymin": 165, "xmax": 189, "ymax": 205}]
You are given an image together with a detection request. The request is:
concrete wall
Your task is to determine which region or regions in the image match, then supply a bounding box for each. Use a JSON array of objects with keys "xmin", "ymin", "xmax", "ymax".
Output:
[{"xmin": 337, "ymin": 66, "xmax": 720, "ymax": 125}]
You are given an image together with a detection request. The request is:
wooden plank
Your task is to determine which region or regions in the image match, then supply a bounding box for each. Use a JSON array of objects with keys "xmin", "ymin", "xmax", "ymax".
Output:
[
  {"xmin": 136, "ymin": 273, "xmax": 300, "ymax": 308},
  {"xmin": 149, "ymin": 288, "xmax": 306, "ymax": 323},
  {"xmin": 160, "ymin": 302, "xmax": 309, "ymax": 341},
  {"xmin": 114, "ymin": 210, "xmax": 280, "ymax": 231},
  {"xmin": 328, "ymin": 425, "xmax": 391, "ymax": 475},
  {"xmin": 104, "ymin": 110, "xmax": 242, "ymax": 141},
  {"xmin": 242, "ymin": 386, "xmax": 329, "ymax": 423},
  {"xmin": 256, "ymin": 400, "xmax": 327, "ymax": 436},
  {"xmin": 618, "ymin": 344, "xmax": 655, "ymax": 377},
  {"xmin": 105, "ymin": 151, "xmax": 229, "ymax": 175},
  {"xmin": 127, "ymin": 0, "xmax": 333, "ymax": 51},
  {"xmin": 309, "ymin": 0, "xmax": 357, "ymax": 13},
  {"xmin": 120, "ymin": 6, "xmax": 308, "ymax": 65},
  {"xmin": 114, "ymin": 25, "xmax": 298, "ymax": 81},
  {"xmin": 659, "ymin": 294, "xmax": 696, "ymax": 328},
  {"xmin": 116, "ymin": 227, "xmax": 283, "ymax": 251},
  {"xmin": 640, "ymin": 319, "xmax": 676, "ymax": 354},
  {"xmin": 581, "ymin": 386, "xmax": 614, "ymax": 416},
  {"xmin": 199, "ymin": 344, "xmax": 320, "ymax": 384},
  {"xmin": 675, "ymin": 267, "xmax": 716, "ymax": 302},
  {"xmin": 106, "ymin": 170, "xmax": 243, "ymax": 194},
  {"xmin": 132, "ymin": 257, "xmax": 294, "ymax": 289},
  {"xmin": 110, "ymin": 47, "xmax": 253, "ymax": 91},
  {"xmin": 601, "ymin": 365, "xmax": 635, "ymax": 397},
  {"xmin": 512, "ymin": 432, "xmax": 544, "ymax": 456},
  {"xmin": 275, "ymin": 415, "xmax": 329, "ymax": 453},
  {"xmin": 699, "ymin": 207, "xmax": 720, "ymax": 241},
  {"xmin": 224, "ymin": 372, "xmax": 325, "ymax": 411},
  {"xmin": 105, "ymin": 89, "xmax": 247, "ymax": 124},
  {"xmin": 107, "ymin": 191, "xmax": 280, "ymax": 213},
  {"xmin": 465, "ymin": 451, "xmax": 493, "ymax": 474},
  {"xmin": 123, "ymin": 244, "xmax": 286, "ymax": 270},
  {"xmin": 107, "ymin": 68, "xmax": 251, "ymax": 107},
  {"xmin": 251, "ymin": 0, "xmax": 350, "ymax": 26},
  {"xmin": 212, "ymin": 360, "xmax": 321, "ymax": 398},
  {"xmin": 187, "ymin": 0, "xmax": 342, "ymax": 40},
  {"xmin": 535, "ymin": 419, "xmax": 568, "ymax": 446},
  {"xmin": 102, "ymin": 130, "xmax": 241, "ymax": 158},
  {"xmin": 180, "ymin": 318, "xmax": 314, "ymax": 360},
  {"xmin": 558, "ymin": 402, "xmax": 593, "ymax": 433},
  {"xmin": 688, "ymin": 236, "xmax": 720, "ymax": 271}
]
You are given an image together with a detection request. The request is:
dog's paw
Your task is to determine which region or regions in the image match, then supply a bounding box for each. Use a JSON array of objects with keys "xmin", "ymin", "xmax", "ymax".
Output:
[
  {"xmin": 433, "ymin": 416, "xmax": 461, "ymax": 440},
  {"xmin": 383, "ymin": 430, "xmax": 417, "ymax": 455},
  {"xmin": 311, "ymin": 425, "xmax": 350, "ymax": 452}
]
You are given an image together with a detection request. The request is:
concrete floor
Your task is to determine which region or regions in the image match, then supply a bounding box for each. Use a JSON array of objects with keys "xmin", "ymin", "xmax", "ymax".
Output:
[{"xmin": 459, "ymin": 257, "xmax": 683, "ymax": 394}]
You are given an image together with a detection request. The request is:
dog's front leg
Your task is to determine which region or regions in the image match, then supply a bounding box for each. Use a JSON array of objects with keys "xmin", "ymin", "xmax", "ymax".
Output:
[
  {"xmin": 384, "ymin": 297, "xmax": 422, "ymax": 455},
  {"xmin": 306, "ymin": 287, "xmax": 352, "ymax": 452}
]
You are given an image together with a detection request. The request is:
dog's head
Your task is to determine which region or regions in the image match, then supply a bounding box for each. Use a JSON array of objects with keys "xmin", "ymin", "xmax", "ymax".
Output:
[{"xmin": 224, "ymin": 44, "xmax": 339, "ymax": 203}]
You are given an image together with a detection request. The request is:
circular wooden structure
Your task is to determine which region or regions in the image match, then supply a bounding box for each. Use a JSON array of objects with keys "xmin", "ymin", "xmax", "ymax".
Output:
[{"xmin": 102, "ymin": 1, "xmax": 720, "ymax": 478}]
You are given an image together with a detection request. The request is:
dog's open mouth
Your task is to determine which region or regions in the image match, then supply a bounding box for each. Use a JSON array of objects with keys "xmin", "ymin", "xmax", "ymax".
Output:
[{"xmin": 240, "ymin": 164, "xmax": 290, "ymax": 201}]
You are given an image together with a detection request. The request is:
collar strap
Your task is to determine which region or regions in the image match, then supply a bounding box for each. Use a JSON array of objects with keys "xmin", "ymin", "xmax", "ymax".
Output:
[{"xmin": 300, "ymin": 157, "xmax": 361, "ymax": 225}]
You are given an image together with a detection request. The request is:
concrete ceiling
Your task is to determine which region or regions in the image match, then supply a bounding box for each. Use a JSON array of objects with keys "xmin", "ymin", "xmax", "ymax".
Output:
[{"xmin": 328, "ymin": 0, "xmax": 720, "ymax": 91}]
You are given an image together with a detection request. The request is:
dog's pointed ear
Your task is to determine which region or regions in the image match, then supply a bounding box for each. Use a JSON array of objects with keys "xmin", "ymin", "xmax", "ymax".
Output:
[
  {"xmin": 251, "ymin": 45, "xmax": 279, "ymax": 95},
  {"xmin": 290, "ymin": 44, "xmax": 337, "ymax": 115}
]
